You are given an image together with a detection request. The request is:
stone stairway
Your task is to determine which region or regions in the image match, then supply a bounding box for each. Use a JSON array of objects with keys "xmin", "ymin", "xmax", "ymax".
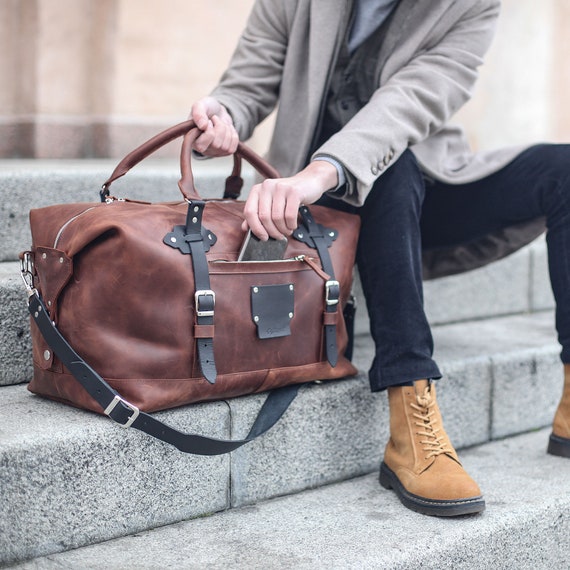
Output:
[{"xmin": 0, "ymin": 159, "xmax": 568, "ymax": 568}]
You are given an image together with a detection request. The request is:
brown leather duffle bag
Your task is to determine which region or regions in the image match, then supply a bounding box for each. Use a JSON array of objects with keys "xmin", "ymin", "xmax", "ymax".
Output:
[{"xmin": 21, "ymin": 121, "xmax": 360, "ymax": 454}]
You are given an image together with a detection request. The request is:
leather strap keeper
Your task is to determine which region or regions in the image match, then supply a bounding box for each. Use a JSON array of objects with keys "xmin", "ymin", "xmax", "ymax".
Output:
[
  {"xmin": 323, "ymin": 311, "xmax": 338, "ymax": 326},
  {"xmin": 194, "ymin": 324, "xmax": 215, "ymax": 339}
]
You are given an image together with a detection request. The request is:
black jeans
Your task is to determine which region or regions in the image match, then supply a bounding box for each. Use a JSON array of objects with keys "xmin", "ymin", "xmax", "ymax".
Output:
[{"xmin": 318, "ymin": 144, "xmax": 570, "ymax": 391}]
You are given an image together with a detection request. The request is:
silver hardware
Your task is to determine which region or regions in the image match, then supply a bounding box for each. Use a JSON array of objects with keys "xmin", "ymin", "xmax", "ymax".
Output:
[
  {"xmin": 43, "ymin": 350, "xmax": 51, "ymax": 361},
  {"xmin": 59, "ymin": 257, "xmax": 64, "ymax": 264},
  {"xmin": 298, "ymin": 233, "xmax": 304, "ymax": 239},
  {"xmin": 47, "ymin": 300, "xmax": 52, "ymax": 306},
  {"xmin": 325, "ymin": 280, "xmax": 340, "ymax": 306},
  {"xmin": 288, "ymin": 312, "xmax": 293, "ymax": 319},
  {"xmin": 42, "ymin": 253, "xmax": 47, "ymax": 260},
  {"xmin": 254, "ymin": 316, "xmax": 259, "ymax": 323},
  {"xmin": 170, "ymin": 237, "xmax": 177, "ymax": 243},
  {"xmin": 20, "ymin": 252, "xmax": 36, "ymax": 296},
  {"xmin": 289, "ymin": 284, "xmax": 294, "ymax": 291},
  {"xmin": 194, "ymin": 206, "xmax": 199, "ymax": 213},
  {"xmin": 103, "ymin": 395, "xmax": 140, "ymax": 428},
  {"xmin": 192, "ymin": 217, "xmax": 198, "ymax": 224},
  {"xmin": 253, "ymin": 287, "xmax": 259, "ymax": 294},
  {"xmin": 195, "ymin": 290, "xmax": 215, "ymax": 317},
  {"xmin": 329, "ymin": 232, "xmax": 335, "ymax": 237},
  {"xmin": 103, "ymin": 194, "xmax": 125, "ymax": 203},
  {"xmin": 34, "ymin": 311, "xmax": 38, "ymax": 318}
]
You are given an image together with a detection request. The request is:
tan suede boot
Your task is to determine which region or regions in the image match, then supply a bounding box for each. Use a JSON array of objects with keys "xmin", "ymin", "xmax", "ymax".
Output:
[
  {"xmin": 380, "ymin": 380, "xmax": 485, "ymax": 516},
  {"xmin": 547, "ymin": 364, "xmax": 570, "ymax": 457}
]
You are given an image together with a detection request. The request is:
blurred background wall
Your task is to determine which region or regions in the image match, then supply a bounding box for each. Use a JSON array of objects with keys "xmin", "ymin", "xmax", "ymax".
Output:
[{"xmin": 1, "ymin": 0, "xmax": 569, "ymax": 159}]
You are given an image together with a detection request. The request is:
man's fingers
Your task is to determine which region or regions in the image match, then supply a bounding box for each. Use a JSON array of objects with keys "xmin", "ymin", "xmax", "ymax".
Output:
[
  {"xmin": 211, "ymin": 115, "xmax": 238, "ymax": 154},
  {"xmin": 243, "ymin": 187, "xmax": 269, "ymax": 241},
  {"xmin": 270, "ymin": 183, "xmax": 296, "ymax": 237},
  {"xmin": 258, "ymin": 182, "xmax": 285, "ymax": 240},
  {"xmin": 190, "ymin": 101, "xmax": 211, "ymax": 131},
  {"xmin": 240, "ymin": 162, "xmax": 332, "ymax": 245},
  {"xmin": 193, "ymin": 120, "xmax": 215, "ymax": 153},
  {"xmin": 283, "ymin": 194, "xmax": 300, "ymax": 233},
  {"xmin": 244, "ymin": 180, "xmax": 304, "ymax": 240},
  {"xmin": 244, "ymin": 183, "xmax": 287, "ymax": 241}
]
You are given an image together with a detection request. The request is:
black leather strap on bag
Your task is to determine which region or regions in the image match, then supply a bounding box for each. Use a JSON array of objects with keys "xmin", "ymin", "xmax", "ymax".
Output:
[
  {"xmin": 295, "ymin": 206, "xmax": 340, "ymax": 367},
  {"xmin": 26, "ymin": 291, "xmax": 300, "ymax": 455},
  {"xmin": 183, "ymin": 200, "xmax": 217, "ymax": 384}
]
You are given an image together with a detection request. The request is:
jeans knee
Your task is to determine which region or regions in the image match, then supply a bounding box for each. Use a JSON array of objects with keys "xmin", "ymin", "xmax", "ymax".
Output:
[{"xmin": 538, "ymin": 145, "xmax": 570, "ymax": 221}]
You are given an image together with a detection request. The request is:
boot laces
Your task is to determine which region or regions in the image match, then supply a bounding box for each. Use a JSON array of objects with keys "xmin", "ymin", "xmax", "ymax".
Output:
[{"xmin": 411, "ymin": 386, "xmax": 451, "ymax": 459}]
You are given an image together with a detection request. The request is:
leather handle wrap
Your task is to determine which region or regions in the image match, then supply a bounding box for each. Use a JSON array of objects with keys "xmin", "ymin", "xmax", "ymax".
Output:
[{"xmin": 100, "ymin": 119, "xmax": 281, "ymax": 201}]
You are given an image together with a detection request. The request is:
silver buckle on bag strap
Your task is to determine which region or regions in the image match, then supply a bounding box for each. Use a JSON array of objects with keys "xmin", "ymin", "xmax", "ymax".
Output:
[
  {"xmin": 195, "ymin": 289, "xmax": 215, "ymax": 317},
  {"xmin": 325, "ymin": 280, "xmax": 340, "ymax": 306},
  {"xmin": 104, "ymin": 395, "xmax": 140, "ymax": 428},
  {"xmin": 20, "ymin": 251, "xmax": 37, "ymax": 297}
]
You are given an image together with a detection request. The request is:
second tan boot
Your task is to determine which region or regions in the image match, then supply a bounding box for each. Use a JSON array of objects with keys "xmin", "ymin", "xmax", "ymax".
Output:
[
  {"xmin": 380, "ymin": 380, "xmax": 485, "ymax": 516},
  {"xmin": 547, "ymin": 364, "xmax": 570, "ymax": 458}
]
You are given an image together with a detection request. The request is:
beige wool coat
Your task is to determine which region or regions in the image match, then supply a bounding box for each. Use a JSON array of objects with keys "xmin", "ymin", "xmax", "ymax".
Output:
[{"xmin": 211, "ymin": 0, "xmax": 545, "ymax": 278}]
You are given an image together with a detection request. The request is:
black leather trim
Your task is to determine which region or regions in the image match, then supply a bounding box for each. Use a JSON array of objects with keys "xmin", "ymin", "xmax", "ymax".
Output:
[{"xmin": 297, "ymin": 206, "xmax": 339, "ymax": 367}]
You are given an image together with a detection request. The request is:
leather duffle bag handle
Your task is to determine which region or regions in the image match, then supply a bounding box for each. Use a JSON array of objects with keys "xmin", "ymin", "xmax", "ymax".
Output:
[{"xmin": 100, "ymin": 119, "xmax": 280, "ymax": 203}]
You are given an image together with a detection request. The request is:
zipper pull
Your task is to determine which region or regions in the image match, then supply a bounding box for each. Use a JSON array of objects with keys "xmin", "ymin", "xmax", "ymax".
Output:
[{"xmin": 295, "ymin": 255, "xmax": 331, "ymax": 281}]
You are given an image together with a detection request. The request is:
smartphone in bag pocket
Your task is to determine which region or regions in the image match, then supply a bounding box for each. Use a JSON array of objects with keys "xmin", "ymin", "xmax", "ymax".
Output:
[{"xmin": 237, "ymin": 230, "xmax": 288, "ymax": 261}]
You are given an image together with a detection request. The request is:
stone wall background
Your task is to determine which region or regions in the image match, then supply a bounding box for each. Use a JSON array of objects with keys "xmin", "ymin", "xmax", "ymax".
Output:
[{"xmin": 1, "ymin": 0, "xmax": 568, "ymax": 158}]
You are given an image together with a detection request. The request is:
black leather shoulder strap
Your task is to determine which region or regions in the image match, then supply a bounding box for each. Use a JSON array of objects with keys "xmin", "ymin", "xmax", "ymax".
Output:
[{"xmin": 27, "ymin": 292, "xmax": 299, "ymax": 455}]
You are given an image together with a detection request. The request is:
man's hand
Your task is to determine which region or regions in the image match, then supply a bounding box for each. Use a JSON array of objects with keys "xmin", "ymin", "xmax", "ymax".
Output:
[
  {"xmin": 190, "ymin": 97, "xmax": 239, "ymax": 156},
  {"xmin": 243, "ymin": 160, "xmax": 339, "ymax": 240}
]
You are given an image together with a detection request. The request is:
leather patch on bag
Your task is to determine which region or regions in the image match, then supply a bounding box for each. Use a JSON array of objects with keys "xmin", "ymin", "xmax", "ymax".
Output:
[
  {"xmin": 34, "ymin": 247, "xmax": 72, "ymax": 319},
  {"xmin": 251, "ymin": 283, "xmax": 294, "ymax": 339}
]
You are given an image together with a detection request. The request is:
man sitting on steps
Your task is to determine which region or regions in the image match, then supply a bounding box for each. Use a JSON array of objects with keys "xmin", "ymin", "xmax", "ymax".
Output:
[{"xmin": 189, "ymin": 0, "xmax": 570, "ymax": 516}]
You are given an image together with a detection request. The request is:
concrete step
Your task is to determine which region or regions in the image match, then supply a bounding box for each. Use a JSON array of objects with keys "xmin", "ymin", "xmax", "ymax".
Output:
[
  {"xmin": 0, "ymin": 311, "xmax": 563, "ymax": 566},
  {"xmin": 0, "ymin": 234, "xmax": 555, "ymax": 386},
  {"xmin": 0, "ymin": 263, "xmax": 30, "ymax": 386},
  {"xmin": 8, "ymin": 428, "xmax": 570, "ymax": 570}
]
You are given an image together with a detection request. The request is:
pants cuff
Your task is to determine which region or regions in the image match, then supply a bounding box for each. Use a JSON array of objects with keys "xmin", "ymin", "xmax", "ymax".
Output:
[{"xmin": 368, "ymin": 361, "xmax": 442, "ymax": 392}]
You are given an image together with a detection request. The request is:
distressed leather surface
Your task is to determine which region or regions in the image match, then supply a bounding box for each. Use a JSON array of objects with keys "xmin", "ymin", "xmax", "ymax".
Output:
[{"xmin": 27, "ymin": 198, "xmax": 359, "ymax": 413}]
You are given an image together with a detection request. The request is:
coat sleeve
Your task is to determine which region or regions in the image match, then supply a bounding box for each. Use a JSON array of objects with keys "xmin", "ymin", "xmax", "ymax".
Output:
[
  {"xmin": 314, "ymin": 0, "xmax": 501, "ymax": 206},
  {"xmin": 209, "ymin": 0, "xmax": 293, "ymax": 142}
]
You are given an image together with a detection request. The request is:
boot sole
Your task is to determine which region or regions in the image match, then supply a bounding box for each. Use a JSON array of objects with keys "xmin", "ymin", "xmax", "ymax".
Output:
[
  {"xmin": 379, "ymin": 462, "xmax": 485, "ymax": 517},
  {"xmin": 547, "ymin": 433, "xmax": 570, "ymax": 458}
]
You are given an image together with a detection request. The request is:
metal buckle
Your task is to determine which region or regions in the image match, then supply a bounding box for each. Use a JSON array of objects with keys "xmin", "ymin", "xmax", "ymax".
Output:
[
  {"xmin": 104, "ymin": 395, "xmax": 140, "ymax": 428},
  {"xmin": 195, "ymin": 289, "xmax": 216, "ymax": 317},
  {"xmin": 20, "ymin": 252, "xmax": 36, "ymax": 297},
  {"xmin": 325, "ymin": 280, "xmax": 340, "ymax": 306}
]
